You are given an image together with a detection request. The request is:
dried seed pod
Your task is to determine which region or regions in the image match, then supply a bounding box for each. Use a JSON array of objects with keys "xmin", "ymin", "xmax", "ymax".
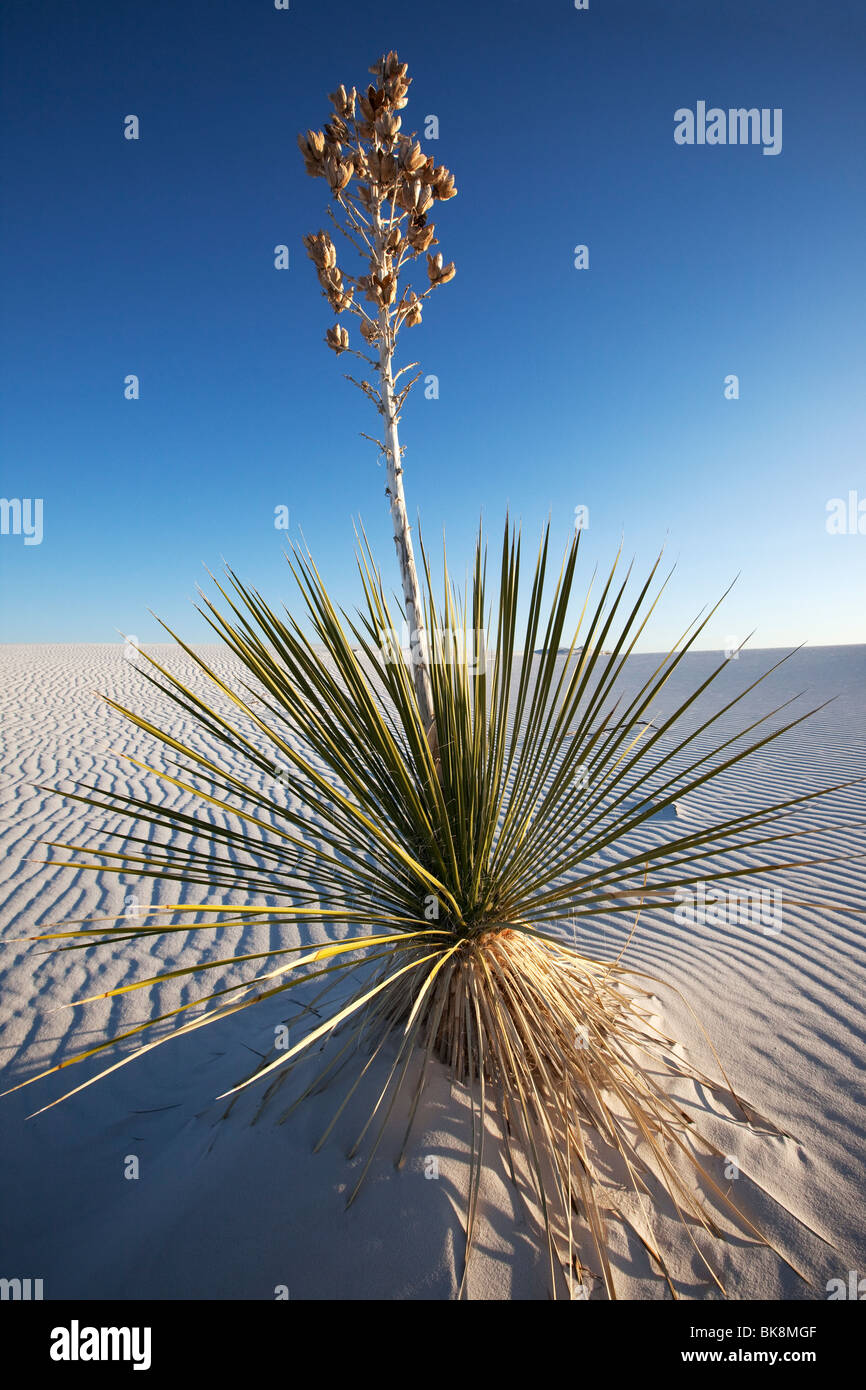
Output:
[
  {"xmin": 324, "ymin": 158, "xmax": 353, "ymax": 193},
  {"xmin": 366, "ymin": 85, "xmax": 387, "ymax": 113},
  {"xmin": 369, "ymin": 151, "xmax": 397, "ymax": 185},
  {"xmin": 329, "ymin": 287, "xmax": 354, "ymax": 314},
  {"xmin": 369, "ymin": 272, "xmax": 397, "ymax": 307},
  {"xmin": 375, "ymin": 111, "xmax": 401, "ymax": 142},
  {"xmin": 427, "ymin": 252, "xmax": 456, "ymax": 286},
  {"xmin": 432, "ymin": 166, "xmax": 457, "ymax": 200},
  {"xmin": 303, "ymin": 231, "xmax": 337, "ymax": 270},
  {"xmin": 360, "ymin": 318, "xmax": 380, "ymax": 343},
  {"xmin": 400, "ymin": 141, "xmax": 427, "ymax": 174},
  {"xmin": 400, "ymin": 180, "xmax": 433, "ymax": 216},
  {"xmin": 297, "ymin": 131, "xmax": 325, "ymax": 177},
  {"xmin": 325, "ymin": 324, "xmax": 350, "ymax": 354},
  {"xmin": 318, "ymin": 266, "xmax": 343, "ymax": 294},
  {"xmin": 384, "ymin": 52, "xmax": 406, "ymax": 80},
  {"xmin": 387, "ymin": 81, "xmax": 411, "ymax": 110},
  {"xmin": 328, "ymin": 84, "xmax": 356, "ymax": 119},
  {"xmin": 409, "ymin": 223, "xmax": 436, "ymax": 253},
  {"xmin": 408, "ymin": 179, "xmax": 425, "ymax": 209},
  {"xmin": 403, "ymin": 293, "xmax": 422, "ymax": 327}
]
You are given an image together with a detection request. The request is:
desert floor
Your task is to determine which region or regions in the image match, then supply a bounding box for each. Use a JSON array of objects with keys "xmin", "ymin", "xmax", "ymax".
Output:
[{"xmin": 1, "ymin": 642, "xmax": 864, "ymax": 1299}]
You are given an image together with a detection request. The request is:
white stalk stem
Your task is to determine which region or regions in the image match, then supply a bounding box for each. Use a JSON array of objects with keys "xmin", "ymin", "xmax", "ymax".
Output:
[{"xmin": 371, "ymin": 199, "xmax": 438, "ymax": 757}]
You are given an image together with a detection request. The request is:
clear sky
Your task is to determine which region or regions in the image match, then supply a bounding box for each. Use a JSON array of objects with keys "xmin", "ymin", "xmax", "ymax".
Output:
[{"xmin": 1, "ymin": 0, "xmax": 864, "ymax": 650}]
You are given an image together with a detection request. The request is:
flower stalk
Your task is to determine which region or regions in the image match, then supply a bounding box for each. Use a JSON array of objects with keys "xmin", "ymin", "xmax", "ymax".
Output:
[{"xmin": 299, "ymin": 52, "xmax": 457, "ymax": 760}]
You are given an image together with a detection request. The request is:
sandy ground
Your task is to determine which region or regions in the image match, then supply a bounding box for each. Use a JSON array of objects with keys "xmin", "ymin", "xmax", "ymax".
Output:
[{"xmin": 0, "ymin": 641, "xmax": 864, "ymax": 1300}]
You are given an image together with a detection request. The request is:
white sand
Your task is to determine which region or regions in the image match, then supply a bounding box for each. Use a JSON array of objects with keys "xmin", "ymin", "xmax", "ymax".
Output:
[{"xmin": 1, "ymin": 641, "xmax": 864, "ymax": 1300}]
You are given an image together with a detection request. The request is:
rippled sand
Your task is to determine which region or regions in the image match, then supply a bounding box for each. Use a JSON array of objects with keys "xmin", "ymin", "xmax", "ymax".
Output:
[{"xmin": 1, "ymin": 642, "xmax": 864, "ymax": 1299}]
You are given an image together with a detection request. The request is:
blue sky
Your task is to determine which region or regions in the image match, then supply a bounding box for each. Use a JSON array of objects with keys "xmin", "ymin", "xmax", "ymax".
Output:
[{"xmin": 1, "ymin": 0, "xmax": 864, "ymax": 650}]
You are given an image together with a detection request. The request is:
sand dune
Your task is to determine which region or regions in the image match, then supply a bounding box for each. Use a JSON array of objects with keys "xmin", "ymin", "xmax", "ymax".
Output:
[{"xmin": 1, "ymin": 641, "xmax": 864, "ymax": 1299}]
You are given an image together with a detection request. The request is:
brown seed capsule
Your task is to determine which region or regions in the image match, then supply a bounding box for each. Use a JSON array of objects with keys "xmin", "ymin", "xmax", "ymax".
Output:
[
  {"xmin": 303, "ymin": 231, "xmax": 337, "ymax": 270},
  {"xmin": 318, "ymin": 266, "xmax": 343, "ymax": 293},
  {"xmin": 325, "ymin": 158, "xmax": 353, "ymax": 192},
  {"xmin": 375, "ymin": 112, "xmax": 401, "ymax": 142},
  {"xmin": 366, "ymin": 151, "xmax": 388, "ymax": 186},
  {"xmin": 427, "ymin": 252, "xmax": 456, "ymax": 286},
  {"xmin": 360, "ymin": 318, "xmax": 380, "ymax": 343},
  {"xmin": 371, "ymin": 273, "xmax": 397, "ymax": 306},
  {"xmin": 409, "ymin": 224, "xmax": 436, "ymax": 253},
  {"xmin": 325, "ymin": 325, "xmax": 349, "ymax": 354},
  {"xmin": 297, "ymin": 132, "xmax": 325, "ymax": 176},
  {"xmin": 403, "ymin": 179, "xmax": 433, "ymax": 213},
  {"xmin": 329, "ymin": 288, "xmax": 353, "ymax": 314},
  {"xmin": 433, "ymin": 168, "xmax": 457, "ymax": 200},
  {"xmin": 403, "ymin": 293, "xmax": 423, "ymax": 327},
  {"xmin": 388, "ymin": 82, "xmax": 411, "ymax": 110},
  {"xmin": 328, "ymin": 85, "xmax": 357, "ymax": 120},
  {"xmin": 401, "ymin": 141, "xmax": 426, "ymax": 174}
]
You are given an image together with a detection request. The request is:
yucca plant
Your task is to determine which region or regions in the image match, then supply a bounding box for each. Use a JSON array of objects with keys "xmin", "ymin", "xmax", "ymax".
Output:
[
  {"xmin": 5, "ymin": 522, "xmax": 845, "ymax": 1298},
  {"xmin": 3, "ymin": 50, "xmax": 846, "ymax": 1301}
]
